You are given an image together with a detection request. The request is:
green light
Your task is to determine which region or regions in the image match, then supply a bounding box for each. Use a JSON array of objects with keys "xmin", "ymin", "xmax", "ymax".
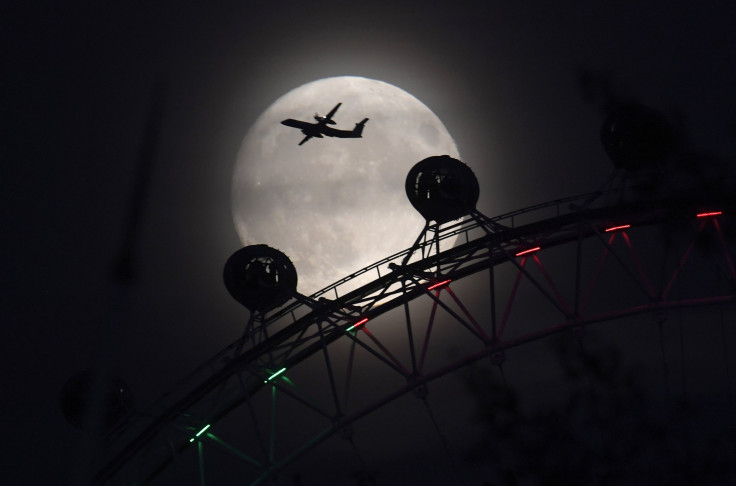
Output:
[
  {"xmin": 189, "ymin": 424, "xmax": 211, "ymax": 443},
  {"xmin": 264, "ymin": 367, "xmax": 287, "ymax": 383}
]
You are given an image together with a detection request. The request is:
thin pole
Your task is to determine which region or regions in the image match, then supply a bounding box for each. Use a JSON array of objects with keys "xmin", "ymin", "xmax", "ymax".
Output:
[
  {"xmin": 269, "ymin": 385, "xmax": 276, "ymax": 465},
  {"xmin": 499, "ymin": 258, "xmax": 526, "ymax": 339},
  {"xmin": 198, "ymin": 440, "xmax": 205, "ymax": 486},
  {"xmin": 418, "ymin": 294, "xmax": 440, "ymax": 373},
  {"xmin": 344, "ymin": 339, "xmax": 357, "ymax": 410},
  {"xmin": 402, "ymin": 279, "xmax": 418, "ymax": 376},
  {"xmin": 236, "ymin": 373, "xmax": 268, "ymax": 461},
  {"xmin": 317, "ymin": 321, "xmax": 342, "ymax": 416},
  {"xmin": 489, "ymin": 257, "xmax": 498, "ymax": 340}
]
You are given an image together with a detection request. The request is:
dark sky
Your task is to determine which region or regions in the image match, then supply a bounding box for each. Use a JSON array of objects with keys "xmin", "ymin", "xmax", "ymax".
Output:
[{"xmin": 4, "ymin": 1, "xmax": 736, "ymax": 484}]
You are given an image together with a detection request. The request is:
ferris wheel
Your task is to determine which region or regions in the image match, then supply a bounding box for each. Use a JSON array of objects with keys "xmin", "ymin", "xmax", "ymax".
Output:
[{"xmin": 89, "ymin": 107, "xmax": 736, "ymax": 485}]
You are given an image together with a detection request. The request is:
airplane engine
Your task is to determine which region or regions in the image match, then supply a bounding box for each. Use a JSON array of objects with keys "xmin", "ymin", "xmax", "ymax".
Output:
[{"xmin": 314, "ymin": 114, "xmax": 336, "ymax": 125}]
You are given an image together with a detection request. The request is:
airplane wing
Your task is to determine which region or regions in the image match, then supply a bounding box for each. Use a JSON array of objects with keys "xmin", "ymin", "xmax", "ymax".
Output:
[
  {"xmin": 281, "ymin": 119, "xmax": 313, "ymax": 130},
  {"xmin": 298, "ymin": 134, "xmax": 313, "ymax": 145},
  {"xmin": 323, "ymin": 102, "xmax": 342, "ymax": 122}
]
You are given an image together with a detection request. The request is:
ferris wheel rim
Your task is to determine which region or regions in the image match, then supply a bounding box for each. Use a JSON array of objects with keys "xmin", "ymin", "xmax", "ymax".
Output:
[{"xmin": 94, "ymin": 192, "xmax": 736, "ymax": 485}]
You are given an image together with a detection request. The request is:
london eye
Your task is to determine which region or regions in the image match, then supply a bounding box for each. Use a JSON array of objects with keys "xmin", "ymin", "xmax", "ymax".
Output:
[{"xmin": 90, "ymin": 110, "xmax": 736, "ymax": 485}]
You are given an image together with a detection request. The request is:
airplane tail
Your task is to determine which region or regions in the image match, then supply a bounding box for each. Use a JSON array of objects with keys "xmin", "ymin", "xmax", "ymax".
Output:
[{"xmin": 353, "ymin": 118, "xmax": 369, "ymax": 137}]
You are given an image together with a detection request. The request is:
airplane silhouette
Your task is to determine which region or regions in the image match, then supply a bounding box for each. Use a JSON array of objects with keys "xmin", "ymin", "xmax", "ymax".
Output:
[{"xmin": 281, "ymin": 103, "xmax": 369, "ymax": 145}]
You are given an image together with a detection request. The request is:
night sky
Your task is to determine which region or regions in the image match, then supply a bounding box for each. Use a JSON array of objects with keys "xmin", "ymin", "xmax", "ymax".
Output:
[{"xmin": 4, "ymin": 1, "xmax": 736, "ymax": 484}]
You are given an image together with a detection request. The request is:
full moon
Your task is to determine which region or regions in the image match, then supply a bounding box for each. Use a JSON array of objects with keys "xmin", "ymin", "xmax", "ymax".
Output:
[{"xmin": 232, "ymin": 76, "xmax": 459, "ymax": 296}]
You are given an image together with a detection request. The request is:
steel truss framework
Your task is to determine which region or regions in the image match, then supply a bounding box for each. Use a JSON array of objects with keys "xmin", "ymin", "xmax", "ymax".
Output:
[{"xmin": 96, "ymin": 192, "xmax": 736, "ymax": 485}]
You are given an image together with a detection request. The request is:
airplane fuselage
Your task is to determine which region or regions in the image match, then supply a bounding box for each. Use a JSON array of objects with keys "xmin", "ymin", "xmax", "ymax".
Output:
[{"xmin": 281, "ymin": 119, "xmax": 367, "ymax": 138}]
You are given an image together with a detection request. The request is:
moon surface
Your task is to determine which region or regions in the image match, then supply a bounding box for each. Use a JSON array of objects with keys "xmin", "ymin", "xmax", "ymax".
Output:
[{"xmin": 232, "ymin": 76, "xmax": 459, "ymax": 296}]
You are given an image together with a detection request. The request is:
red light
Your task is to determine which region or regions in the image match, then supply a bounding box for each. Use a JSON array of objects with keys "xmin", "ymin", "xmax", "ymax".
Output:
[
  {"xmin": 697, "ymin": 211, "xmax": 722, "ymax": 218},
  {"xmin": 346, "ymin": 318, "xmax": 368, "ymax": 332},
  {"xmin": 604, "ymin": 224, "xmax": 631, "ymax": 232},
  {"xmin": 515, "ymin": 246, "xmax": 540, "ymax": 257},
  {"xmin": 427, "ymin": 279, "xmax": 452, "ymax": 291}
]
